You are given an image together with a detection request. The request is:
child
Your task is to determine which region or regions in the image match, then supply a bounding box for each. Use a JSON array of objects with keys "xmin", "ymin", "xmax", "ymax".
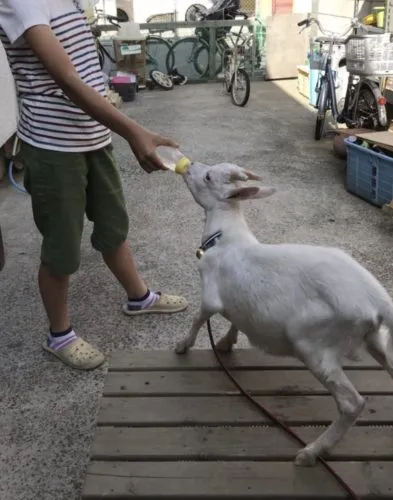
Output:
[{"xmin": 0, "ymin": 0, "xmax": 188, "ymax": 370}]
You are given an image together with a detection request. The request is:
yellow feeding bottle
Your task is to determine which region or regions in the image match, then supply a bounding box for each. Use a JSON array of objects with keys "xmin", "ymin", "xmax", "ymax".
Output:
[{"xmin": 155, "ymin": 146, "xmax": 191, "ymax": 175}]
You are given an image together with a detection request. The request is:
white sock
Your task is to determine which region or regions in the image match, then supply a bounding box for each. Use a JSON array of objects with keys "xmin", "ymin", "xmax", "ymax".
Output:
[
  {"xmin": 127, "ymin": 289, "xmax": 160, "ymax": 312},
  {"xmin": 48, "ymin": 327, "xmax": 77, "ymax": 350}
]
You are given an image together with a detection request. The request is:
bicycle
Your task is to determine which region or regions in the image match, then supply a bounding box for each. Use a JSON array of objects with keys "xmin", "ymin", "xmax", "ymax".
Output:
[
  {"xmin": 298, "ymin": 15, "xmax": 391, "ymax": 140},
  {"xmin": 90, "ymin": 9, "xmax": 120, "ymax": 70},
  {"xmin": 223, "ymin": 31, "xmax": 251, "ymax": 106},
  {"xmin": 165, "ymin": 0, "xmax": 250, "ymax": 79},
  {"xmin": 145, "ymin": 13, "xmax": 176, "ymax": 74}
]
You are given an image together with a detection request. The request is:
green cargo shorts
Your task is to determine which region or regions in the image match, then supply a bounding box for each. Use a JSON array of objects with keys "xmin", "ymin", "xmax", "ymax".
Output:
[{"xmin": 20, "ymin": 141, "xmax": 129, "ymax": 276}]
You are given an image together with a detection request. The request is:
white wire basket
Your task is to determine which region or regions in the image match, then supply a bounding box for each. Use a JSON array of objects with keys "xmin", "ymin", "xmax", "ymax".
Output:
[{"xmin": 345, "ymin": 33, "xmax": 393, "ymax": 76}]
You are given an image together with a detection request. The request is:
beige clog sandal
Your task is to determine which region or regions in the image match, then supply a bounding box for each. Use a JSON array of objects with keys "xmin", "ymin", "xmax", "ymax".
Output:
[
  {"xmin": 43, "ymin": 337, "xmax": 105, "ymax": 370},
  {"xmin": 123, "ymin": 292, "xmax": 188, "ymax": 316}
]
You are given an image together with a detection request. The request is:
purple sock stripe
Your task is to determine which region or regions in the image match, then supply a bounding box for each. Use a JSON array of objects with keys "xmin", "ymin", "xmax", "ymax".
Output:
[
  {"xmin": 49, "ymin": 334, "xmax": 76, "ymax": 350},
  {"xmin": 127, "ymin": 291, "xmax": 159, "ymax": 311}
]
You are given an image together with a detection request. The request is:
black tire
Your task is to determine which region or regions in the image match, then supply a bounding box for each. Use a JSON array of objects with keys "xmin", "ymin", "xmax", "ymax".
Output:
[
  {"xmin": 230, "ymin": 68, "xmax": 250, "ymax": 107},
  {"xmin": 314, "ymin": 80, "xmax": 328, "ymax": 140},
  {"xmin": 194, "ymin": 42, "xmax": 223, "ymax": 77},
  {"xmin": 222, "ymin": 48, "xmax": 232, "ymax": 91},
  {"xmin": 165, "ymin": 36, "xmax": 207, "ymax": 78},
  {"xmin": 146, "ymin": 36, "xmax": 173, "ymax": 74},
  {"xmin": 149, "ymin": 70, "xmax": 174, "ymax": 90},
  {"xmin": 185, "ymin": 3, "xmax": 208, "ymax": 21},
  {"xmin": 116, "ymin": 8, "xmax": 129, "ymax": 22},
  {"xmin": 224, "ymin": 63, "xmax": 232, "ymax": 92},
  {"xmin": 97, "ymin": 44, "xmax": 105, "ymax": 70},
  {"xmin": 352, "ymin": 85, "xmax": 387, "ymax": 130}
]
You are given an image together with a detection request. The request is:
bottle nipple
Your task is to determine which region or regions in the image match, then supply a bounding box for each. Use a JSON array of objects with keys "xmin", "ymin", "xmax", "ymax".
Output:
[{"xmin": 175, "ymin": 156, "xmax": 191, "ymax": 175}]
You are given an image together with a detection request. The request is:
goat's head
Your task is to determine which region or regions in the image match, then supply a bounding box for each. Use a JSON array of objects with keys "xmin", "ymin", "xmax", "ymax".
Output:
[{"xmin": 183, "ymin": 161, "xmax": 276, "ymax": 210}]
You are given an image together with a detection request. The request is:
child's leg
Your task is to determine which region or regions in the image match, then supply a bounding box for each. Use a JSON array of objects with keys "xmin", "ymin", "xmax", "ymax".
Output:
[
  {"xmin": 86, "ymin": 145, "xmax": 188, "ymax": 315},
  {"xmin": 102, "ymin": 242, "xmax": 148, "ymax": 299},
  {"xmin": 20, "ymin": 142, "xmax": 104, "ymax": 370},
  {"xmin": 38, "ymin": 264, "xmax": 70, "ymax": 332}
]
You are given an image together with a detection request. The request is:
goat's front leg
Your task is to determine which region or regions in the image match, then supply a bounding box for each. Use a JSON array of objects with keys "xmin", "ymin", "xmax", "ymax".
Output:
[
  {"xmin": 175, "ymin": 306, "xmax": 214, "ymax": 354},
  {"xmin": 216, "ymin": 323, "xmax": 239, "ymax": 352}
]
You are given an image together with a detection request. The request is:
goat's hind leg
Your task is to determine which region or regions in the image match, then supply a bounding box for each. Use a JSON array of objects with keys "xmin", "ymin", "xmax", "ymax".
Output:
[
  {"xmin": 294, "ymin": 348, "xmax": 365, "ymax": 466},
  {"xmin": 365, "ymin": 326, "xmax": 393, "ymax": 378},
  {"xmin": 216, "ymin": 323, "xmax": 239, "ymax": 352}
]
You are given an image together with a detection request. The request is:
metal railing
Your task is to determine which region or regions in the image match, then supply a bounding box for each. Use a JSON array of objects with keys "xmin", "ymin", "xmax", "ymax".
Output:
[
  {"xmin": 97, "ymin": 18, "xmax": 266, "ymax": 83},
  {"xmin": 140, "ymin": 19, "xmax": 265, "ymax": 82}
]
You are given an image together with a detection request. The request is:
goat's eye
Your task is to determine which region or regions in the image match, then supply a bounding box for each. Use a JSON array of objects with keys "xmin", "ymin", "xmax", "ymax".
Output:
[{"xmin": 205, "ymin": 173, "xmax": 211, "ymax": 182}]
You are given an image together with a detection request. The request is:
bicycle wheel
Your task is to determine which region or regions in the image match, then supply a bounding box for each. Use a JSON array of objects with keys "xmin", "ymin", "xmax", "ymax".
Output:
[
  {"xmin": 149, "ymin": 70, "xmax": 174, "ymax": 91},
  {"xmin": 224, "ymin": 52, "xmax": 232, "ymax": 92},
  {"xmin": 95, "ymin": 39, "xmax": 105, "ymax": 70},
  {"xmin": 98, "ymin": 46, "xmax": 104, "ymax": 70},
  {"xmin": 166, "ymin": 36, "xmax": 207, "ymax": 79},
  {"xmin": 352, "ymin": 85, "xmax": 387, "ymax": 130},
  {"xmin": 230, "ymin": 68, "xmax": 250, "ymax": 107},
  {"xmin": 194, "ymin": 42, "xmax": 223, "ymax": 78},
  {"xmin": 315, "ymin": 80, "xmax": 329, "ymax": 141},
  {"xmin": 0, "ymin": 224, "xmax": 4, "ymax": 271},
  {"xmin": 185, "ymin": 3, "xmax": 207, "ymax": 21},
  {"xmin": 146, "ymin": 36, "xmax": 173, "ymax": 74}
]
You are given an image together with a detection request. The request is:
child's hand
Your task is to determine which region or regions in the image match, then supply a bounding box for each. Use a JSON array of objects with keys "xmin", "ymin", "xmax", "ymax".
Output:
[{"xmin": 128, "ymin": 125, "xmax": 179, "ymax": 173}]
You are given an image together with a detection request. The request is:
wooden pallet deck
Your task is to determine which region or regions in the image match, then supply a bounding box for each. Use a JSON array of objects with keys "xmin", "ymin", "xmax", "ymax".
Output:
[{"xmin": 82, "ymin": 349, "xmax": 393, "ymax": 499}]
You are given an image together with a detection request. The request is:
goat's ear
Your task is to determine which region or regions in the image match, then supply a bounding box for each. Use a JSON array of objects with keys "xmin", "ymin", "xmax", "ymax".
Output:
[
  {"xmin": 244, "ymin": 170, "xmax": 262, "ymax": 181},
  {"xmin": 229, "ymin": 169, "xmax": 262, "ymax": 182},
  {"xmin": 226, "ymin": 186, "xmax": 276, "ymax": 200}
]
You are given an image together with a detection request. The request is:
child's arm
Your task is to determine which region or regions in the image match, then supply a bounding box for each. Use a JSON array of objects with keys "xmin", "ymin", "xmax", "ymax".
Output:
[{"xmin": 23, "ymin": 25, "xmax": 177, "ymax": 172}]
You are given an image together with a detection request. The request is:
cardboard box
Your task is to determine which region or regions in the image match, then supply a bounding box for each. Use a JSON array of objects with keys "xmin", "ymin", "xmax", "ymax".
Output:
[
  {"xmin": 113, "ymin": 38, "xmax": 146, "ymax": 88},
  {"xmin": 335, "ymin": 128, "xmax": 393, "ymax": 153},
  {"xmin": 356, "ymin": 130, "xmax": 393, "ymax": 153}
]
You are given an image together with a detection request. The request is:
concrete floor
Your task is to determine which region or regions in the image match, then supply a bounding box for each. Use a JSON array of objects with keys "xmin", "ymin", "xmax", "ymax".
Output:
[{"xmin": 1, "ymin": 80, "xmax": 393, "ymax": 500}]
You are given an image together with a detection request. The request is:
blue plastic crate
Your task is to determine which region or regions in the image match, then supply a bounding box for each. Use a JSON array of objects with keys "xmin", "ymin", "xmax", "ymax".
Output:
[{"xmin": 345, "ymin": 138, "xmax": 393, "ymax": 207}]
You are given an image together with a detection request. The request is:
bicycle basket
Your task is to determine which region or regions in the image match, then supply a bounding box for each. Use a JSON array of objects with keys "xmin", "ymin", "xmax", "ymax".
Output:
[{"xmin": 345, "ymin": 33, "xmax": 393, "ymax": 76}]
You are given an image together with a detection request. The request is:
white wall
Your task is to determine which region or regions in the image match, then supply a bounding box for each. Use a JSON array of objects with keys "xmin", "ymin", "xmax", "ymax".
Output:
[
  {"xmin": 293, "ymin": 0, "xmax": 312, "ymax": 13},
  {"xmin": 313, "ymin": 0, "xmax": 386, "ymax": 34},
  {"xmin": 291, "ymin": 0, "xmax": 386, "ymax": 34},
  {"xmin": 98, "ymin": 0, "xmax": 117, "ymax": 15}
]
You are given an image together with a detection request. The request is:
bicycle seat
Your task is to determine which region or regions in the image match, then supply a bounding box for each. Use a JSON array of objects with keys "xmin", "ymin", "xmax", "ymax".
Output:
[{"xmin": 315, "ymin": 36, "xmax": 346, "ymax": 45}]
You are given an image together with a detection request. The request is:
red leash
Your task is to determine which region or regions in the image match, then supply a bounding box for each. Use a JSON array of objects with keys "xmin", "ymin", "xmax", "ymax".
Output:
[{"xmin": 206, "ymin": 319, "xmax": 361, "ymax": 500}]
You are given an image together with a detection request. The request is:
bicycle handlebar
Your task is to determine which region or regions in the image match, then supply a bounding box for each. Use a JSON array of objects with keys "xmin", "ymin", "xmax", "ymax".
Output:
[{"xmin": 297, "ymin": 15, "xmax": 384, "ymax": 41}]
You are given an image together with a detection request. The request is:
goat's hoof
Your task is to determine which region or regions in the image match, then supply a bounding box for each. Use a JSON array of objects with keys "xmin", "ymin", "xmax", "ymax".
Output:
[
  {"xmin": 175, "ymin": 340, "xmax": 190, "ymax": 355},
  {"xmin": 294, "ymin": 448, "xmax": 318, "ymax": 467},
  {"xmin": 215, "ymin": 337, "xmax": 233, "ymax": 353}
]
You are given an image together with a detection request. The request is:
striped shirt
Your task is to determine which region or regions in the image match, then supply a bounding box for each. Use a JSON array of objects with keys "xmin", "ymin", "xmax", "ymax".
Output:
[{"xmin": 0, "ymin": 0, "xmax": 111, "ymax": 152}]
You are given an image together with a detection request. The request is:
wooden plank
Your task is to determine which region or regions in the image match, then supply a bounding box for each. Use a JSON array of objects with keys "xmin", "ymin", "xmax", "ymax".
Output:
[
  {"xmin": 97, "ymin": 395, "xmax": 393, "ymax": 427},
  {"xmin": 109, "ymin": 349, "xmax": 380, "ymax": 371},
  {"xmin": 103, "ymin": 370, "xmax": 393, "ymax": 396},
  {"xmin": 90, "ymin": 426, "xmax": 393, "ymax": 461},
  {"xmin": 82, "ymin": 461, "xmax": 393, "ymax": 499}
]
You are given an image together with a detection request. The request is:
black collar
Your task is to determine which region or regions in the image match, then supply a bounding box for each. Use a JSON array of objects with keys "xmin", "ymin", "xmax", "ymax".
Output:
[{"xmin": 196, "ymin": 230, "xmax": 222, "ymax": 260}]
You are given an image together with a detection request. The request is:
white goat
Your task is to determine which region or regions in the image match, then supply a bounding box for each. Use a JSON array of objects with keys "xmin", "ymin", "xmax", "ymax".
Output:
[{"xmin": 175, "ymin": 161, "xmax": 393, "ymax": 466}]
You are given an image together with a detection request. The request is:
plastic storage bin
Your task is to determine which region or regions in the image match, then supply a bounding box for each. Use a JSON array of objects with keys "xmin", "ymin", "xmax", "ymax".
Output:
[{"xmin": 345, "ymin": 138, "xmax": 393, "ymax": 207}]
